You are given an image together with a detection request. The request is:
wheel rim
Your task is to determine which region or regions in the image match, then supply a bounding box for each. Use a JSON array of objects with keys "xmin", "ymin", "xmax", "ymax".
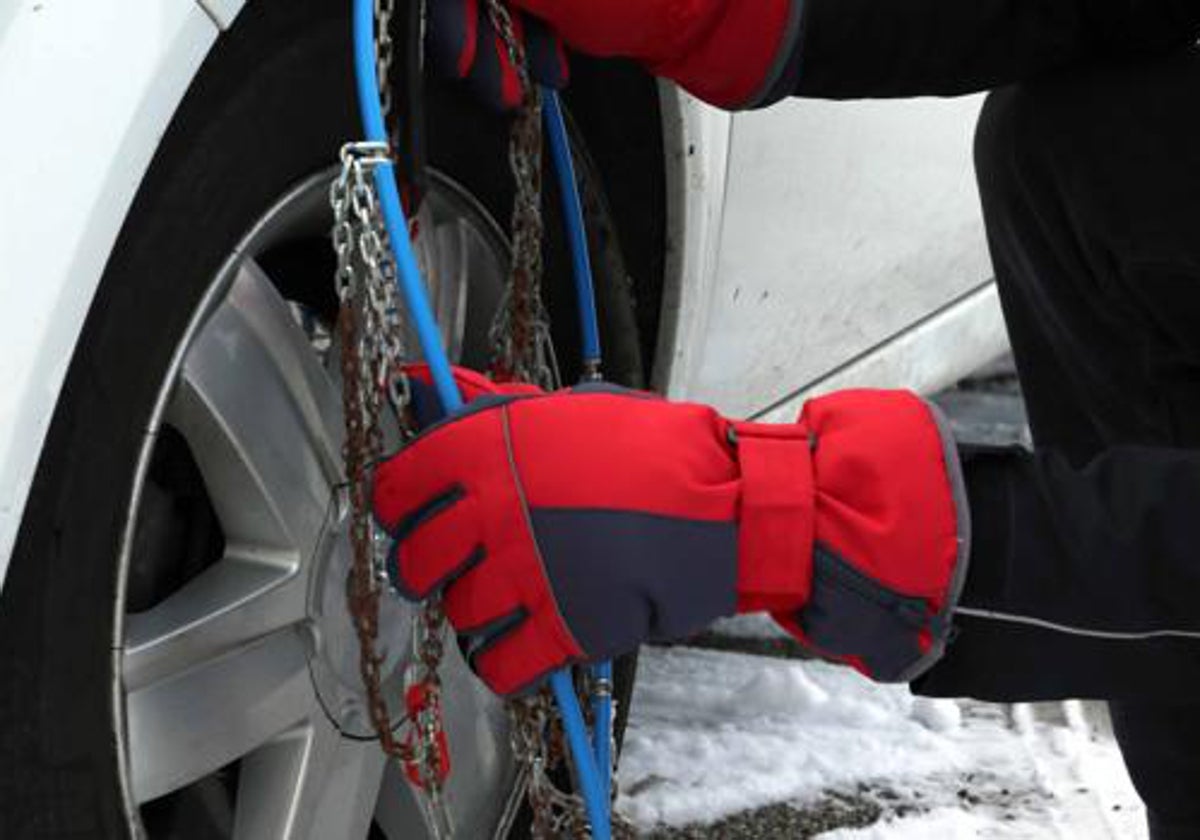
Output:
[{"xmin": 116, "ymin": 167, "xmax": 517, "ymax": 838}]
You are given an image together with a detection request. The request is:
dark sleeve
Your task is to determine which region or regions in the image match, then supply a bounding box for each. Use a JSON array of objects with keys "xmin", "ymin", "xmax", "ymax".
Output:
[
  {"xmin": 914, "ymin": 443, "xmax": 1200, "ymax": 703},
  {"xmin": 761, "ymin": 0, "xmax": 1200, "ymax": 101}
]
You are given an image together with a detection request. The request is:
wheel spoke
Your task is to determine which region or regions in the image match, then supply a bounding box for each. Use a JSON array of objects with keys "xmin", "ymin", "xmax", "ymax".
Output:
[
  {"xmin": 122, "ymin": 552, "xmax": 312, "ymax": 693},
  {"xmin": 126, "ymin": 627, "xmax": 316, "ymax": 804},
  {"xmin": 232, "ymin": 720, "xmax": 387, "ymax": 840},
  {"xmin": 167, "ymin": 256, "xmax": 344, "ymax": 561}
]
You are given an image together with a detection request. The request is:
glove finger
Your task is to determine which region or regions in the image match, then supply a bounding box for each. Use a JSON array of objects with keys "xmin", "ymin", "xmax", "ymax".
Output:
[
  {"xmin": 433, "ymin": 3, "xmax": 563, "ymax": 111},
  {"xmin": 404, "ymin": 364, "xmax": 502, "ymax": 427},
  {"xmin": 372, "ymin": 404, "xmax": 502, "ymax": 530},
  {"xmin": 470, "ymin": 20, "xmax": 524, "ymax": 111},
  {"xmin": 469, "ymin": 606, "xmax": 581, "ymax": 696},
  {"xmin": 427, "ymin": 0, "xmax": 479, "ymax": 81},
  {"xmin": 523, "ymin": 14, "xmax": 569, "ymax": 90},
  {"xmin": 407, "ymin": 377, "xmax": 450, "ymax": 429},
  {"xmin": 386, "ymin": 488, "xmax": 484, "ymax": 599},
  {"xmin": 443, "ymin": 560, "xmax": 523, "ymax": 634}
]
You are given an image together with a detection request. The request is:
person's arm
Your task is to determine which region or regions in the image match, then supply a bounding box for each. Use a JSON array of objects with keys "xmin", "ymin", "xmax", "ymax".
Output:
[
  {"xmin": 782, "ymin": 0, "xmax": 1200, "ymax": 100},
  {"xmin": 916, "ymin": 443, "xmax": 1200, "ymax": 702},
  {"xmin": 510, "ymin": 0, "xmax": 1200, "ymax": 106},
  {"xmin": 374, "ymin": 367, "xmax": 969, "ymax": 696}
]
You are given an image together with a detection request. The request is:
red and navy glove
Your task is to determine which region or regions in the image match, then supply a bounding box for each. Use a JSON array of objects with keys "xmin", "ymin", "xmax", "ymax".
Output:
[
  {"xmin": 428, "ymin": 0, "xmax": 569, "ymax": 111},
  {"xmin": 509, "ymin": 0, "xmax": 804, "ymax": 109},
  {"xmin": 374, "ymin": 367, "xmax": 970, "ymax": 696}
]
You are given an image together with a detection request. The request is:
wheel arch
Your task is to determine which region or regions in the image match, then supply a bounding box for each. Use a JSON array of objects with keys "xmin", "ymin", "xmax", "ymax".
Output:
[
  {"xmin": 0, "ymin": 0, "xmax": 685, "ymax": 598},
  {"xmin": 0, "ymin": 0, "xmax": 220, "ymax": 595}
]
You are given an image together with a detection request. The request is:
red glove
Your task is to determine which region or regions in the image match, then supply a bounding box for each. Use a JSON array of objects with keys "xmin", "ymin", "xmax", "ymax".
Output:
[
  {"xmin": 429, "ymin": 0, "xmax": 569, "ymax": 111},
  {"xmin": 509, "ymin": 0, "xmax": 804, "ymax": 109},
  {"xmin": 374, "ymin": 369, "xmax": 969, "ymax": 696}
]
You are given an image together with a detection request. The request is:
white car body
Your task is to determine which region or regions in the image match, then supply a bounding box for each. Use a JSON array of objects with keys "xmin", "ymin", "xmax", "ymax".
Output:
[
  {"xmin": 0, "ymin": 0, "xmax": 1007, "ymax": 593},
  {"xmin": 659, "ymin": 93, "xmax": 1006, "ymax": 419}
]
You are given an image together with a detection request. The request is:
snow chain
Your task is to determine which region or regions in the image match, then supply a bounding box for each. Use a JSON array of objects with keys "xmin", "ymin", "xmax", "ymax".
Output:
[
  {"xmin": 332, "ymin": 1, "xmax": 632, "ymax": 837},
  {"xmin": 332, "ymin": 142, "xmax": 457, "ymax": 839},
  {"xmin": 484, "ymin": 0, "xmax": 560, "ymax": 391}
]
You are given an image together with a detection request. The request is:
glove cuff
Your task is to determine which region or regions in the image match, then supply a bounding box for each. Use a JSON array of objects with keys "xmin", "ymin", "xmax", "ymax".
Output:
[
  {"xmin": 730, "ymin": 420, "xmax": 815, "ymax": 613},
  {"xmin": 772, "ymin": 393, "xmax": 972, "ymax": 683},
  {"xmin": 652, "ymin": 0, "xmax": 805, "ymax": 109}
]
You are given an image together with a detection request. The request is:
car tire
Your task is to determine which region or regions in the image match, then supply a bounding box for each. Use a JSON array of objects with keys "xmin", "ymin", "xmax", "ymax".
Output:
[{"xmin": 0, "ymin": 1, "xmax": 641, "ymax": 837}]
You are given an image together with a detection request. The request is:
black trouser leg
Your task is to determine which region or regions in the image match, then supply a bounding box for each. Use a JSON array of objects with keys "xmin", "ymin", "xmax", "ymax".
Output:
[{"xmin": 913, "ymin": 46, "xmax": 1200, "ymax": 838}]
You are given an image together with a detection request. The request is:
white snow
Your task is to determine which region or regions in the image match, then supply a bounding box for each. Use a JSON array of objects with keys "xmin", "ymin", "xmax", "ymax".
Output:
[
  {"xmin": 617, "ymin": 645, "xmax": 1147, "ymax": 838},
  {"xmin": 707, "ymin": 614, "xmax": 792, "ymax": 640},
  {"xmin": 910, "ymin": 696, "xmax": 963, "ymax": 733}
]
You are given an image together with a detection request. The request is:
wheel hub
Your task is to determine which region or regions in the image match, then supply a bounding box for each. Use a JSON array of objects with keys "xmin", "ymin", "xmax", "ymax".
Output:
[{"xmin": 305, "ymin": 489, "xmax": 412, "ymax": 737}]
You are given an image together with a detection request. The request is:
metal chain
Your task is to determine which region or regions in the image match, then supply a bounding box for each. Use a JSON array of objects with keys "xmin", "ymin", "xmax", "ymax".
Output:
[
  {"xmin": 333, "ymin": 158, "xmax": 397, "ymax": 761},
  {"xmin": 509, "ymin": 693, "xmax": 636, "ymax": 839},
  {"xmin": 376, "ymin": 0, "xmax": 430, "ymax": 214},
  {"xmin": 333, "ymin": 140, "xmax": 455, "ymax": 839},
  {"xmin": 375, "ymin": 0, "xmax": 396, "ymax": 130},
  {"xmin": 335, "ymin": 5, "xmax": 454, "ymax": 836},
  {"xmin": 484, "ymin": 0, "xmax": 559, "ymax": 390}
]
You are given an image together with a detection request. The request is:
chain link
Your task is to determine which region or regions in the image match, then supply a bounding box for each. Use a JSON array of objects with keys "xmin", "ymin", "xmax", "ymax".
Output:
[
  {"xmin": 482, "ymin": 5, "xmax": 634, "ymax": 837},
  {"xmin": 339, "ymin": 0, "xmax": 455, "ymax": 828},
  {"xmin": 374, "ymin": 0, "xmax": 396, "ymax": 129},
  {"xmin": 508, "ymin": 693, "xmax": 637, "ymax": 839},
  {"xmin": 333, "ymin": 140, "xmax": 456, "ymax": 840},
  {"xmin": 484, "ymin": 0, "xmax": 559, "ymax": 390}
]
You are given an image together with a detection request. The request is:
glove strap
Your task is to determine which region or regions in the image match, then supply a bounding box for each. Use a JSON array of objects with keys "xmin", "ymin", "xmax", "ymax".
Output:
[{"xmin": 730, "ymin": 420, "xmax": 815, "ymax": 612}]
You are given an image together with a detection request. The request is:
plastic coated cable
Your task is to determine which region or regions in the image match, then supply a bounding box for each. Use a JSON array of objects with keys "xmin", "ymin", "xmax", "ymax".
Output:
[
  {"xmin": 550, "ymin": 670, "xmax": 612, "ymax": 838},
  {"xmin": 352, "ymin": 2, "xmax": 611, "ymax": 836},
  {"xmin": 543, "ymin": 85, "xmax": 615, "ymax": 815},
  {"xmin": 543, "ymin": 91, "xmax": 602, "ymax": 371},
  {"xmin": 353, "ymin": 0, "xmax": 463, "ymax": 414},
  {"xmin": 590, "ymin": 659, "xmax": 614, "ymax": 806}
]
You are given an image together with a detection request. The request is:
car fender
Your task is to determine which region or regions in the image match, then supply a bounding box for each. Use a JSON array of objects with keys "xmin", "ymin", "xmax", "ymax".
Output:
[
  {"xmin": 0, "ymin": 0, "xmax": 219, "ymax": 592},
  {"xmin": 0, "ymin": 0, "xmax": 720, "ymax": 598},
  {"xmin": 653, "ymin": 86, "xmax": 734, "ymax": 398}
]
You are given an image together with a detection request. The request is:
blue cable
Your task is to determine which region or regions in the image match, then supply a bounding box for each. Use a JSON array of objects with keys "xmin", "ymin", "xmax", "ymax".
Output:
[
  {"xmin": 543, "ymin": 91, "xmax": 602, "ymax": 373},
  {"xmin": 552, "ymin": 671, "xmax": 612, "ymax": 839},
  {"xmin": 353, "ymin": 0, "xmax": 462, "ymax": 415},
  {"xmin": 352, "ymin": 3, "xmax": 610, "ymax": 836},
  {"xmin": 591, "ymin": 659, "xmax": 614, "ymax": 806},
  {"xmin": 545, "ymin": 87, "xmax": 615, "ymax": 812}
]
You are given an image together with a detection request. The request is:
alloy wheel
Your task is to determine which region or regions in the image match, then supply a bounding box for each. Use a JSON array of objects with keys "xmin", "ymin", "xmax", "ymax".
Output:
[{"xmin": 118, "ymin": 167, "xmax": 519, "ymax": 839}]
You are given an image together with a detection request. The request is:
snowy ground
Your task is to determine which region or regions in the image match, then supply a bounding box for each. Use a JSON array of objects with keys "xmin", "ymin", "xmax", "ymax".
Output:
[{"xmin": 615, "ymin": 644, "xmax": 1146, "ymax": 839}]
